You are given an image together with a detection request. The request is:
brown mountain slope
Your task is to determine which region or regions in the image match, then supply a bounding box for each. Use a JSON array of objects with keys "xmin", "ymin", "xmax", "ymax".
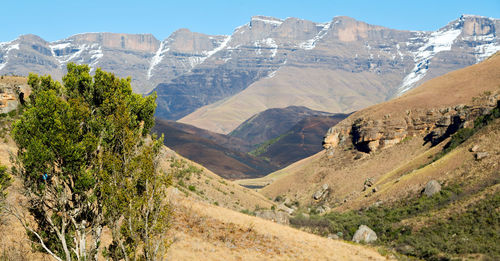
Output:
[
  {"xmin": 152, "ymin": 119, "xmax": 278, "ymax": 180},
  {"xmin": 344, "ymin": 51, "xmax": 500, "ymax": 120},
  {"xmin": 259, "ymin": 52, "xmax": 500, "ymax": 208},
  {"xmin": 229, "ymin": 105, "xmax": 345, "ymax": 146},
  {"xmin": 166, "ymin": 193, "xmax": 387, "ymax": 260},
  {"xmin": 253, "ymin": 115, "xmax": 348, "ymax": 168},
  {"xmin": 179, "ymin": 66, "xmax": 394, "ymax": 133}
]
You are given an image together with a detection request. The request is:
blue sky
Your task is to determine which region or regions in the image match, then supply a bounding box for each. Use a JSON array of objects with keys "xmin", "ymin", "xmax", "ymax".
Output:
[{"xmin": 2, "ymin": 0, "xmax": 499, "ymax": 42}]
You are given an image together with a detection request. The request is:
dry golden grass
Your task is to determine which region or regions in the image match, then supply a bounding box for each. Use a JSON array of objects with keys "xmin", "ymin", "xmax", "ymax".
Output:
[
  {"xmin": 1, "ymin": 135, "xmax": 386, "ymax": 260},
  {"xmin": 166, "ymin": 194, "xmax": 388, "ymax": 261},
  {"xmin": 160, "ymin": 147, "xmax": 274, "ymax": 211},
  {"xmin": 235, "ymin": 151, "xmax": 324, "ymax": 189},
  {"xmin": 0, "ymin": 76, "xmax": 27, "ymax": 86}
]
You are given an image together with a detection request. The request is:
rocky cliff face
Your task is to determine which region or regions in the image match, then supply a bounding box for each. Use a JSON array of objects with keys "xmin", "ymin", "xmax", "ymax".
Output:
[
  {"xmin": 1, "ymin": 15, "xmax": 499, "ymax": 125},
  {"xmin": 323, "ymin": 92, "xmax": 500, "ymax": 154},
  {"xmin": 0, "ymin": 76, "xmax": 29, "ymax": 114},
  {"xmin": 178, "ymin": 15, "xmax": 500, "ymax": 132}
]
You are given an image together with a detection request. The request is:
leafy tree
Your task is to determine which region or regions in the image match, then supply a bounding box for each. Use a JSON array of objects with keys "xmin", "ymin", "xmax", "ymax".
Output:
[{"xmin": 11, "ymin": 64, "xmax": 170, "ymax": 261}]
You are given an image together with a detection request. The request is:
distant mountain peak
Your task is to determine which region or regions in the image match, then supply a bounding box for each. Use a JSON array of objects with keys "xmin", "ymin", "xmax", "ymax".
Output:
[{"xmin": 250, "ymin": 15, "xmax": 284, "ymax": 26}]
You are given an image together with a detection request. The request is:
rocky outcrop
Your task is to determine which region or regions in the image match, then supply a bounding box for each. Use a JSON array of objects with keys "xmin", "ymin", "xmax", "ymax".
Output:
[
  {"xmin": 323, "ymin": 93, "xmax": 500, "ymax": 154},
  {"xmin": 255, "ymin": 210, "xmax": 289, "ymax": 224},
  {"xmin": 475, "ymin": 152, "xmax": 489, "ymax": 160},
  {"xmin": 352, "ymin": 225, "xmax": 377, "ymax": 243},
  {"xmin": 422, "ymin": 180, "xmax": 442, "ymax": 197},
  {"xmin": 313, "ymin": 184, "xmax": 329, "ymax": 200},
  {"xmin": 0, "ymin": 77, "xmax": 28, "ymax": 114}
]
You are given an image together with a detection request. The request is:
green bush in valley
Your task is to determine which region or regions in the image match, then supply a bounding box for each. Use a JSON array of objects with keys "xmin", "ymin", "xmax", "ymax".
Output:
[
  {"xmin": 11, "ymin": 64, "xmax": 171, "ymax": 261},
  {"xmin": 290, "ymin": 185, "xmax": 500, "ymax": 260}
]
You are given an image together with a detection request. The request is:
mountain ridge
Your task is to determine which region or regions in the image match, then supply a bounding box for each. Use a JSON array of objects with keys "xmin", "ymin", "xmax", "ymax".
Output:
[{"xmin": 1, "ymin": 15, "xmax": 499, "ymax": 134}]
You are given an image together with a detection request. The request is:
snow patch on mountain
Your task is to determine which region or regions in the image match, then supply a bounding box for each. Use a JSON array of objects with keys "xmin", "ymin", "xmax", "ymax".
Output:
[
  {"xmin": 0, "ymin": 41, "xmax": 20, "ymax": 71},
  {"xmin": 89, "ymin": 46, "xmax": 103, "ymax": 73},
  {"xmin": 49, "ymin": 42, "xmax": 102, "ymax": 69},
  {"xmin": 186, "ymin": 56, "xmax": 206, "ymax": 69},
  {"xmin": 251, "ymin": 16, "xmax": 283, "ymax": 26},
  {"xmin": 463, "ymin": 34, "xmax": 500, "ymax": 62},
  {"xmin": 299, "ymin": 21, "xmax": 332, "ymax": 50},
  {"xmin": 475, "ymin": 41, "xmax": 500, "ymax": 61},
  {"xmin": 147, "ymin": 40, "xmax": 169, "ymax": 79},
  {"xmin": 397, "ymin": 27, "xmax": 462, "ymax": 95},
  {"xmin": 253, "ymin": 38, "xmax": 278, "ymax": 57},
  {"xmin": 50, "ymin": 42, "xmax": 71, "ymax": 50},
  {"xmin": 264, "ymin": 38, "xmax": 278, "ymax": 57},
  {"xmin": 202, "ymin": 35, "xmax": 231, "ymax": 60}
]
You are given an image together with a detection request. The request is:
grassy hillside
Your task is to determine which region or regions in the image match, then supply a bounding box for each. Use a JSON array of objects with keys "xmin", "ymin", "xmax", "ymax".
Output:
[
  {"xmin": 229, "ymin": 106, "xmax": 341, "ymax": 145},
  {"xmin": 152, "ymin": 119, "xmax": 279, "ymax": 180},
  {"xmin": 179, "ymin": 66, "xmax": 400, "ymax": 134},
  {"xmin": 290, "ymin": 116, "xmax": 500, "ymax": 260},
  {"xmin": 255, "ymin": 115, "xmax": 347, "ymax": 168},
  {"xmin": 0, "ymin": 110, "xmax": 385, "ymax": 260},
  {"xmin": 252, "ymin": 52, "xmax": 500, "ymax": 260}
]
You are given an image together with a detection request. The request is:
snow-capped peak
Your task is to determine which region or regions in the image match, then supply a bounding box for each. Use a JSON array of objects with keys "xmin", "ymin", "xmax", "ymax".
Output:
[
  {"xmin": 0, "ymin": 40, "xmax": 20, "ymax": 71},
  {"xmin": 460, "ymin": 14, "xmax": 496, "ymax": 20},
  {"xmin": 397, "ymin": 25, "xmax": 462, "ymax": 95}
]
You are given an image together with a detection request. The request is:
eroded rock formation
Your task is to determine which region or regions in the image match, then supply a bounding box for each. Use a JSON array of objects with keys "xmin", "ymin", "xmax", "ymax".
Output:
[{"xmin": 323, "ymin": 93, "xmax": 500, "ymax": 154}]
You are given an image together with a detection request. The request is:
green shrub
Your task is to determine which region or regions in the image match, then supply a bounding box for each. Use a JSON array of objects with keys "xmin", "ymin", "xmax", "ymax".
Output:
[
  {"xmin": 290, "ymin": 185, "xmax": 500, "ymax": 259},
  {"xmin": 188, "ymin": 185, "xmax": 196, "ymax": 192},
  {"xmin": 433, "ymin": 104, "xmax": 500, "ymax": 162},
  {"xmin": 240, "ymin": 209, "xmax": 255, "ymax": 216}
]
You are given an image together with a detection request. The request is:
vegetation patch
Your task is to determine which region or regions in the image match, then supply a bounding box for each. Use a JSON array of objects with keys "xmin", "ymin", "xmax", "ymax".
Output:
[
  {"xmin": 433, "ymin": 104, "xmax": 499, "ymax": 162},
  {"xmin": 290, "ymin": 184, "xmax": 500, "ymax": 260},
  {"xmin": 249, "ymin": 132, "xmax": 292, "ymax": 157}
]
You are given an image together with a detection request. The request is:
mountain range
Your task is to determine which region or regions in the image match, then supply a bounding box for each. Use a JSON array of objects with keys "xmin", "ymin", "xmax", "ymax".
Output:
[{"xmin": 1, "ymin": 15, "xmax": 499, "ymax": 135}]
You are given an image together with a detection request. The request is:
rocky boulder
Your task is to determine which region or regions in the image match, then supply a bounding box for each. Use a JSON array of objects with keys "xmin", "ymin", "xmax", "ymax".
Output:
[
  {"xmin": 363, "ymin": 178, "xmax": 375, "ymax": 191},
  {"xmin": 352, "ymin": 225, "xmax": 377, "ymax": 243},
  {"xmin": 277, "ymin": 203, "xmax": 294, "ymax": 215},
  {"xmin": 422, "ymin": 180, "xmax": 441, "ymax": 197},
  {"xmin": 313, "ymin": 184, "xmax": 329, "ymax": 200},
  {"xmin": 475, "ymin": 151, "xmax": 489, "ymax": 160},
  {"xmin": 470, "ymin": 145, "xmax": 480, "ymax": 152},
  {"xmin": 327, "ymin": 234, "xmax": 339, "ymax": 240}
]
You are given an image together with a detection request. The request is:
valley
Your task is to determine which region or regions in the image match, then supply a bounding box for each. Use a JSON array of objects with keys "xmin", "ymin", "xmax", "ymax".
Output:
[{"xmin": 0, "ymin": 9, "xmax": 499, "ymax": 261}]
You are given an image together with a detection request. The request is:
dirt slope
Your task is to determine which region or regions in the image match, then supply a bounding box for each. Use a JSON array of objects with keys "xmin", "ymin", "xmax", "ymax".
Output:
[{"xmin": 166, "ymin": 194, "xmax": 387, "ymax": 261}]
